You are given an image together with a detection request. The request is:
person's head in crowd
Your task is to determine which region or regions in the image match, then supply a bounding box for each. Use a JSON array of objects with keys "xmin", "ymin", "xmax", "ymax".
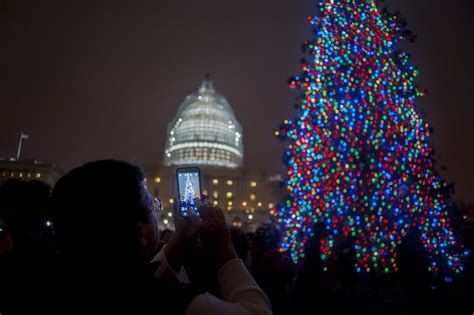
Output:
[
  {"xmin": 312, "ymin": 222, "xmax": 327, "ymax": 237},
  {"xmin": 230, "ymin": 227, "xmax": 250, "ymax": 260},
  {"xmin": 51, "ymin": 160, "xmax": 159, "ymax": 269},
  {"xmin": 251, "ymin": 223, "xmax": 280, "ymax": 254},
  {"xmin": 404, "ymin": 226, "xmax": 423, "ymax": 244},
  {"xmin": 0, "ymin": 179, "xmax": 52, "ymax": 258},
  {"xmin": 160, "ymin": 229, "xmax": 173, "ymax": 244},
  {"xmin": 304, "ymin": 222, "xmax": 327, "ymax": 261}
]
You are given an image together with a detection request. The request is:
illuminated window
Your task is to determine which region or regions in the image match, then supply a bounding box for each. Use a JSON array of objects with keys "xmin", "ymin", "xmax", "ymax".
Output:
[
  {"xmin": 227, "ymin": 200, "xmax": 233, "ymax": 206},
  {"xmin": 163, "ymin": 219, "xmax": 169, "ymax": 225},
  {"xmin": 257, "ymin": 202, "xmax": 262, "ymax": 207},
  {"xmin": 242, "ymin": 201, "xmax": 248, "ymax": 207},
  {"xmin": 19, "ymin": 173, "xmax": 23, "ymax": 178},
  {"xmin": 250, "ymin": 194, "xmax": 256, "ymax": 201},
  {"xmin": 213, "ymin": 191, "xmax": 219, "ymax": 199},
  {"xmin": 227, "ymin": 179, "xmax": 233, "ymax": 186},
  {"xmin": 268, "ymin": 203, "xmax": 274, "ymax": 209},
  {"xmin": 154, "ymin": 177, "xmax": 161, "ymax": 183},
  {"xmin": 11, "ymin": 172, "xmax": 14, "ymax": 177},
  {"xmin": 250, "ymin": 181, "xmax": 257, "ymax": 187},
  {"xmin": 203, "ymin": 190, "xmax": 209, "ymax": 197},
  {"xmin": 2, "ymin": 172, "xmax": 5, "ymax": 177},
  {"xmin": 27, "ymin": 173, "xmax": 31, "ymax": 178},
  {"xmin": 212, "ymin": 179, "xmax": 219, "ymax": 185},
  {"xmin": 226, "ymin": 206, "xmax": 232, "ymax": 211},
  {"xmin": 226, "ymin": 191, "xmax": 233, "ymax": 198},
  {"xmin": 248, "ymin": 214, "xmax": 253, "ymax": 220},
  {"xmin": 167, "ymin": 212, "xmax": 172, "ymax": 217},
  {"xmin": 169, "ymin": 198, "xmax": 174, "ymax": 204},
  {"xmin": 213, "ymin": 200, "xmax": 218, "ymax": 206},
  {"xmin": 35, "ymin": 173, "xmax": 41, "ymax": 179}
]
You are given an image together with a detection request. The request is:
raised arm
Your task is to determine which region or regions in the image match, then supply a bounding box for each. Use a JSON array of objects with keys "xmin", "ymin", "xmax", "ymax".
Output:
[
  {"xmin": 154, "ymin": 200, "xmax": 271, "ymax": 314},
  {"xmin": 185, "ymin": 203, "xmax": 272, "ymax": 315}
]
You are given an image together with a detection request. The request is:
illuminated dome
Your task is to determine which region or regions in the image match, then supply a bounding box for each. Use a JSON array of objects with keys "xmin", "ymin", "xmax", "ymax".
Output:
[{"xmin": 164, "ymin": 79, "xmax": 243, "ymax": 168}]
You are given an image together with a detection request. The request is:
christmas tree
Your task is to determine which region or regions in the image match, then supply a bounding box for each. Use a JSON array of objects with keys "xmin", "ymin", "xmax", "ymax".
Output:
[
  {"xmin": 183, "ymin": 175, "xmax": 196, "ymax": 205},
  {"xmin": 275, "ymin": 0, "xmax": 464, "ymax": 274}
]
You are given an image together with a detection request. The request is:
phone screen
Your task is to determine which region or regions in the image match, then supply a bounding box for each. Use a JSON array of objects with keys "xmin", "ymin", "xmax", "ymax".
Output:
[{"xmin": 176, "ymin": 167, "xmax": 202, "ymax": 217}]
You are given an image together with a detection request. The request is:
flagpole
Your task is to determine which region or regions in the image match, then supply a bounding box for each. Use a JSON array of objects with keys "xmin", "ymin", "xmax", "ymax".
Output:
[
  {"xmin": 16, "ymin": 133, "xmax": 23, "ymax": 161},
  {"xmin": 16, "ymin": 132, "xmax": 28, "ymax": 161}
]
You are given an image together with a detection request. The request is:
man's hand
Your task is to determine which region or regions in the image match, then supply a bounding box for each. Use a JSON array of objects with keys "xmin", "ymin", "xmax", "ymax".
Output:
[
  {"xmin": 192, "ymin": 200, "xmax": 230, "ymax": 243},
  {"xmin": 163, "ymin": 198, "xmax": 200, "ymax": 275},
  {"xmin": 171, "ymin": 197, "xmax": 199, "ymax": 244},
  {"xmin": 193, "ymin": 200, "xmax": 237, "ymax": 269}
]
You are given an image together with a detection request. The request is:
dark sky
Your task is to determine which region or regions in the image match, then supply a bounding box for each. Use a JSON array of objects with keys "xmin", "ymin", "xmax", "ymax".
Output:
[{"xmin": 1, "ymin": 0, "xmax": 473, "ymax": 203}]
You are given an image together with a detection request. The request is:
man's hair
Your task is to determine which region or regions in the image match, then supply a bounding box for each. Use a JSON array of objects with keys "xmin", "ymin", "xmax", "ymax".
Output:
[{"xmin": 51, "ymin": 160, "xmax": 146, "ymax": 263}]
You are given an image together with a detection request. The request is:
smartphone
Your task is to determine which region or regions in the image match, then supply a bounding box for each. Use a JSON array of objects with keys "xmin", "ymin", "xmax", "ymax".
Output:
[{"xmin": 176, "ymin": 167, "xmax": 203, "ymax": 217}]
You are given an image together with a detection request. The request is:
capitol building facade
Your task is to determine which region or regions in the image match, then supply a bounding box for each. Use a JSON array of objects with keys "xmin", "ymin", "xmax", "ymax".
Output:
[{"xmin": 146, "ymin": 79, "xmax": 282, "ymax": 231}]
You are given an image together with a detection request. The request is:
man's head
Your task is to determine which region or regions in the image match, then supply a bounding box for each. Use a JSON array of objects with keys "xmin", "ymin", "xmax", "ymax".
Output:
[
  {"xmin": 160, "ymin": 229, "xmax": 173, "ymax": 244},
  {"xmin": 252, "ymin": 224, "xmax": 280, "ymax": 253},
  {"xmin": 51, "ymin": 160, "xmax": 159, "ymax": 266}
]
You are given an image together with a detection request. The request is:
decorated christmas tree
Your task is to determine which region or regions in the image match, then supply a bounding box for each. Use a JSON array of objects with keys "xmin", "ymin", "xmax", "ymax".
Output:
[
  {"xmin": 274, "ymin": 0, "xmax": 464, "ymax": 274},
  {"xmin": 183, "ymin": 175, "xmax": 196, "ymax": 205}
]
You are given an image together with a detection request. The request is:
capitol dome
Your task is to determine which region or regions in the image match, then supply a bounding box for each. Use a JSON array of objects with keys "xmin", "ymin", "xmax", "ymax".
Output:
[{"xmin": 164, "ymin": 79, "xmax": 243, "ymax": 168}]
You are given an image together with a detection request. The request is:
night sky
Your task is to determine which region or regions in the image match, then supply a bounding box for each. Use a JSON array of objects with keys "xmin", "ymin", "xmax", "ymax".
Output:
[{"xmin": 1, "ymin": 0, "xmax": 473, "ymax": 203}]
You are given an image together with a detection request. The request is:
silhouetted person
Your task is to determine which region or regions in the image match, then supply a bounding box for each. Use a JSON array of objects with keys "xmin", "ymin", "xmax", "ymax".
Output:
[
  {"xmin": 250, "ymin": 224, "xmax": 294, "ymax": 315},
  {"xmin": 230, "ymin": 227, "xmax": 249, "ymax": 261},
  {"xmin": 396, "ymin": 227, "xmax": 431, "ymax": 314},
  {"xmin": 325, "ymin": 235, "xmax": 359, "ymax": 314},
  {"xmin": 339, "ymin": 236, "xmax": 358, "ymax": 289},
  {"xmin": 157, "ymin": 228, "xmax": 173, "ymax": 252},
  {"xmin": 0, "ymin": 180, "xmax": 56, "ymax": 311},
  {"xmin": 294, "ymin": 222, "xmax": 329, "ymax": 314},
  {"xmin": 0, "ymin": 179, "xmax": 54, "ymax": 258}
]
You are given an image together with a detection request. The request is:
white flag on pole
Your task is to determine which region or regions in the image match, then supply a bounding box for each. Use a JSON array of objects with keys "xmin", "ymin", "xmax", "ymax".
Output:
[{"xmin": 21, "ymin": 132, "xmax": 29, "ymax": 140}]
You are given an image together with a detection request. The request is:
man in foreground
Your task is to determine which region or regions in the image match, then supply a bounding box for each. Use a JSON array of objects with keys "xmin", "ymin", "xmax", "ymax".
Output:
[{"xmin": 49, "ymin": 160, "xmax": 271, "ymax": 314}]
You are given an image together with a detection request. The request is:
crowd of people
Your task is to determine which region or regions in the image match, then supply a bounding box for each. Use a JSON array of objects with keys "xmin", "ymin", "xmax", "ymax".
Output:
[{"xmin": 0, "ymin": 159, "xmax": 472, "ymax": 314}]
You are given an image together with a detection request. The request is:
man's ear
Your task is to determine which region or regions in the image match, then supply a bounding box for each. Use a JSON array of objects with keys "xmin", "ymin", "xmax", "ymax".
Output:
[{"xmin": 137, "ymin": 223, "xmax": 148, "ymax": 250}]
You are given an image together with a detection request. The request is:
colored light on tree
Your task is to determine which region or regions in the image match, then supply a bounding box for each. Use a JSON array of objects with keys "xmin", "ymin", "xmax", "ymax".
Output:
[{"xmin": 275, "ymin": 0, "xmax": 464, "ymax": 274}]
